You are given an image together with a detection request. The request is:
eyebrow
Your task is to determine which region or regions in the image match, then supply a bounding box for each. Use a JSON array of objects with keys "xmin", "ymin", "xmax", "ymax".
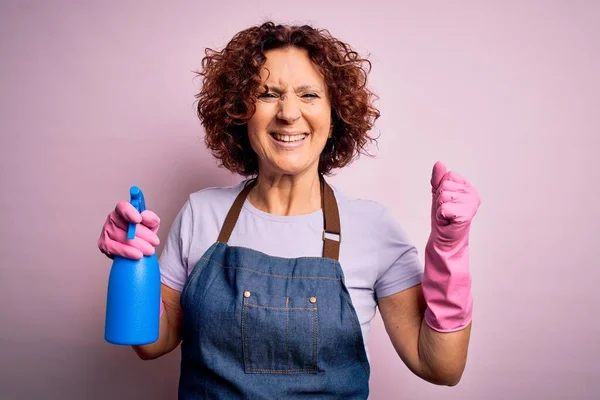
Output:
[{"xmin": 265, "ymin": 84, "xmax": 323, "ymax": 93}]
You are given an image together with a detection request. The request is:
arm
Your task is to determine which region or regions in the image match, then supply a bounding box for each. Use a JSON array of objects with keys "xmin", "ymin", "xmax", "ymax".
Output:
[
  {"xmin": 132, "ymin": 199, "xmax": 194, "ymax": 360},
  {"xmin": 132, "ymin": 284, "xmax": 183, "ymax": 360},
  {"xmin": 378, "ymin": 161, "xmax": 479, "ymax": 385},
  {"xmin": 98, "ymin": 195, "xmax": 192, "ymax": 361},
  {"xmin": 378, "ymin": 284, "xmax": 471, "ymax": 386}
]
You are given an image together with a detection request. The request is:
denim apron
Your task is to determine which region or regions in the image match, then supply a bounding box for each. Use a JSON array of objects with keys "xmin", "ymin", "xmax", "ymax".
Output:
[{"xmin": 178, "ymin": 176, "xmax": 370, "ymax": 399}]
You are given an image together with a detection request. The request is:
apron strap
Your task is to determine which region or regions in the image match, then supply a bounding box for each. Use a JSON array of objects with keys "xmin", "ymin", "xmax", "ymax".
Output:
[
  {"xmin": 216, "ymin": 178, "xmax": 256, "ymax": 244},
  {"xmin": 320, "ymin": 175, "xmax": 341, "ymax": 260},
  {"xmin": 216, "ymin": 175, "xmax": 341, "ymax": 261}
]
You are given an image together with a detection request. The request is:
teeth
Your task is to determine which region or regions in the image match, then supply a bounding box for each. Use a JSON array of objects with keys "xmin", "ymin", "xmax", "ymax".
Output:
[{"xmin": 273, "ymin": 133, "xmax": 306, "ymax": 142}]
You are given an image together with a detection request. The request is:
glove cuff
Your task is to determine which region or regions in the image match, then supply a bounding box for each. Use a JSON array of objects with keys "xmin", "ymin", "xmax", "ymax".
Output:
[{"xmin": 422, "ymin": 237, "xmax": 473, "ymax": 332}]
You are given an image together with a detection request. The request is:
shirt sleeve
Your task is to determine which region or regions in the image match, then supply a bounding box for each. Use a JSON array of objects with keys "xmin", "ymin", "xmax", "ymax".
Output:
[
  {"xmin": 158, "ymin": 199, "xmax": 193, "ymax": 292},
  {"xmin": 373, "ymin": 208, "xmax": 424, "ymax": 299}
]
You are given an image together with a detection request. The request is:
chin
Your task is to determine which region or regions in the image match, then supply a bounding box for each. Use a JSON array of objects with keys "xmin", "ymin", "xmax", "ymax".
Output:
[
  {"xmin": 273, "ymin": 166, "xmax": 308, "ymax": 176},
  {"xmin": 263, "ymin": 160, "xmax": 315, "ymax": 177}
]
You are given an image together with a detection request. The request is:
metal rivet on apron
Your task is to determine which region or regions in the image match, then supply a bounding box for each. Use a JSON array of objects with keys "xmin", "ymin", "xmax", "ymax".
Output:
[
  {"xmin": 244, "ymin": 291, "xmax": 251, "ymax": 298},
  {"xmin": 309, "ymin": 296, "xmax": 317, "ymax": 304}
]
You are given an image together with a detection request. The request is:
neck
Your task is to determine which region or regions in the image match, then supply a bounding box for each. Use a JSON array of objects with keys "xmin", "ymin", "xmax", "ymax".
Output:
[{"xmin": 247, "ymin": 169, "xmax": 322, "ymax": 216}]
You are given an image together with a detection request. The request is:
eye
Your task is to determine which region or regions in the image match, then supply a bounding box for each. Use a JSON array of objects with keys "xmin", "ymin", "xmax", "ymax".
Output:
[
  {"xmin": 301, "ymin": 93, "xmax": 319, "ymax": 99},
  {"xmin": 259, "ymin": 92, "xmax": 278, "ymax": 99}
]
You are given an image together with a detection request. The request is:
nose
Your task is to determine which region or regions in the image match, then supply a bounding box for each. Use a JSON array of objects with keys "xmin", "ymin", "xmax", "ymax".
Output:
[{"xmin": 276, "ymin": 96, "xmax": 301, "ymax": 123}]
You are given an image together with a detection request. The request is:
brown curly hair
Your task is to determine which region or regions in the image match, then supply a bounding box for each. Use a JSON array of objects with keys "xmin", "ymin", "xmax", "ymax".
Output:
[{"xmin": 195, "ymin": 21, "xmax": 380, "ymax": 176}]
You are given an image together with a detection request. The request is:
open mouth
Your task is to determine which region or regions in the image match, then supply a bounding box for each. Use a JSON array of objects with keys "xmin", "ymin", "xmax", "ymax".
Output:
[{"xmin": 270, "ymin": 133, "xmax": 308, "ymax": 143}]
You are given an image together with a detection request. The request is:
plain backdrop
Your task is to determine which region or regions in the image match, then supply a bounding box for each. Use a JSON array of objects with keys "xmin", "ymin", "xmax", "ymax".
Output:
[{"xmin": 1, "ymin": 1, "xmax": 598, "ymax": 399}]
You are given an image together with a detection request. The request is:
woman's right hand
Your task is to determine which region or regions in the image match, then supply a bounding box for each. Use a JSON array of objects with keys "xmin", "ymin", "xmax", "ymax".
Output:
[{"xmin": 97, "ymin": 201, "xmax": 161, "ymax": 260}]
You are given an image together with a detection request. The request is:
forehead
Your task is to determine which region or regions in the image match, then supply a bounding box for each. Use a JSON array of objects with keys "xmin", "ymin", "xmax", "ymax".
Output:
[{"xmin": 259, "ymin": 47, "xmax": 325, "ymax": 87}]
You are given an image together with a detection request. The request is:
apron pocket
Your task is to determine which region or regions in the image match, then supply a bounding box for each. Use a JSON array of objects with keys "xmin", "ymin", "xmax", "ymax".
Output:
[{"xmin": 242, "ymin": 293, "xmax": 319, "ymax": 374}]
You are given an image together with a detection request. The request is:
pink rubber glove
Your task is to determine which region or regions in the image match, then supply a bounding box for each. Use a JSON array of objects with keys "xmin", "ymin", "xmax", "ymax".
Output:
[
  {"xmin": 97, "ymin": 201, "xmax": 161, "ymax": 260},
  {"xmin": 422, "ymin": 161, "xmax": 481, "ymax": 332}
]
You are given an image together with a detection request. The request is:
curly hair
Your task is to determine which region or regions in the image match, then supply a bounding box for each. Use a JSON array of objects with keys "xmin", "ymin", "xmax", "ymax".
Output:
[{"xmin": 195, "ymin": 21, "xmax": 380, "ymax": 176}]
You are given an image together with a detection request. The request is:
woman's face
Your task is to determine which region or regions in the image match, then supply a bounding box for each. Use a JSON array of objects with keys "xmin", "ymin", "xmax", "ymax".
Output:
[{"xmin": 247, "ymin": 47, "xmax": 332, "ymax": 178}]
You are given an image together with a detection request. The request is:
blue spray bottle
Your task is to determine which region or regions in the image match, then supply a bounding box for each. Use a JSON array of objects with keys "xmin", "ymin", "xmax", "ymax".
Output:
[{"xmin": 104, "ymin": 186, "xmax": 161, "ymax": 345}]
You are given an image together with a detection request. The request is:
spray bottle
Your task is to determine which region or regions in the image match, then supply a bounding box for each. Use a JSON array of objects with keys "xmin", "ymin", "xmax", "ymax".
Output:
[{"xmin": 104, "ymin": 186, "xmax": 160, "ymax": 345}]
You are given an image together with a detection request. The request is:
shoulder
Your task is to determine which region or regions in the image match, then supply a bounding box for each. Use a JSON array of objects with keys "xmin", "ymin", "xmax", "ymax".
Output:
[
  {"xmin": 188, "ymin": 180, "xmax": 246, "ymax": 207},
  {"xmin": 175, "ymin": 180, "xmax": 248, "ymax": 225},
  {"xmin": 331, "ymin": 184, "xmax": 387, "ymax": 222},
  {"xmin": 329, "ymin": 183, "xmax": 421, "ymax": 287},
  {"xmin": 331, "ymin": 183, "xmax": 410, "ymax": 241}
]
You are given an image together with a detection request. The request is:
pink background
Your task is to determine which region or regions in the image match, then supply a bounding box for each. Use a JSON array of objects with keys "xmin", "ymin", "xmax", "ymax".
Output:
[{"xmin": 1, "ymin": 1, "xmax": 598, "ymax": 399}]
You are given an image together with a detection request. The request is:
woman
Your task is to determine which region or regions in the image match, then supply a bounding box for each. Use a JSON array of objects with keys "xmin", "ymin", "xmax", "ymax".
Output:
[{"xmin": 98, "ymin": 21, "xmax": 481, "ymax": 399}]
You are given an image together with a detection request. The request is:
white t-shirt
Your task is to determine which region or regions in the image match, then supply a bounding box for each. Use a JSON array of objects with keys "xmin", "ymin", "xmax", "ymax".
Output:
[{"xmin": 159, "ymin": 180, "xmax": 423, "ymax": 358}]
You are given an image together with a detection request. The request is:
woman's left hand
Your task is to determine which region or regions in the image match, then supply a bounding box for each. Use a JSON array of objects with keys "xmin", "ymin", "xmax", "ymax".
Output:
[{"xmin": 429, "ymin": 161, "xmax": 481, "ymax": 244}]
